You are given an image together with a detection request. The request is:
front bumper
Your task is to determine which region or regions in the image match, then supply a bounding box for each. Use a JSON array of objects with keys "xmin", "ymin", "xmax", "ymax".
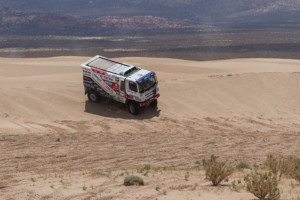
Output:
[{"xmin": 139, "ymin": 93, "xmax": 160, "ymax": 107}]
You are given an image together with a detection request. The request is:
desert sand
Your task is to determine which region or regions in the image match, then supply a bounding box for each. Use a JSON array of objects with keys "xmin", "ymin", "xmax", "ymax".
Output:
[{"xmin": 1, "ymin": 56, "xmax": 300, "ymax": 199}]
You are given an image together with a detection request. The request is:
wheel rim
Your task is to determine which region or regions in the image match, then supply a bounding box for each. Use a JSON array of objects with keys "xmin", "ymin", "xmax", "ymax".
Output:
[
  {"xmin": 90, "ymin": 93, "xmax": 97, "ymax": 102},
  {"xmin": 129, "ymin": 103, "xmax": 135, "ymax": 113}
]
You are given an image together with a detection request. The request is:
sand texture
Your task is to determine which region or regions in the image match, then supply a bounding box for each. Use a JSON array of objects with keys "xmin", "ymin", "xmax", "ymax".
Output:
[{"xmin": 1, "ymin": 57, "xmax": 300, "ymax": 199}]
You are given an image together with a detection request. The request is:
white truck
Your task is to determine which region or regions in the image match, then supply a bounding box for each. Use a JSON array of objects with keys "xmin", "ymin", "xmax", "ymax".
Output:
[{"xmin": 81, "ymin": 55, "xmax": 160, "ymax": 115}]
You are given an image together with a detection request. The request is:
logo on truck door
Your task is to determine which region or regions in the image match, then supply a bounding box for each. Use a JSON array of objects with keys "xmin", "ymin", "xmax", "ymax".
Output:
[{"xmin": 103, "ymin": 79, "xmax": 120, "ymax": 93}]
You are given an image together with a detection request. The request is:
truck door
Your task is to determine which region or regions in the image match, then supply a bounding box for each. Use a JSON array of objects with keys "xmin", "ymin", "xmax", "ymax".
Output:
[{"xmin": 125, "ymin": 80, "xmax": 138, "ymax": 100}]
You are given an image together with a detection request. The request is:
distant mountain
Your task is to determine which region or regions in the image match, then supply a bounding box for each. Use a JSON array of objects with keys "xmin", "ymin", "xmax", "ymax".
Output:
[
  {"xmin": 1, "ymin": 0, "xmax": 300, "ymax": 36},
  {"xmin": 0, "ymin": 0, "xmax": 300, "ymax": 24},
  {"xmin": 98, "ymin": 16, "xmax": 195, "ymax": 29},
  {"xmin": 0, "ymin": 7, "xmax": 197, "ymax": 35},
  {"xmin": 0, "ymin": 7, "xmax": 97, "ymax": 35}
]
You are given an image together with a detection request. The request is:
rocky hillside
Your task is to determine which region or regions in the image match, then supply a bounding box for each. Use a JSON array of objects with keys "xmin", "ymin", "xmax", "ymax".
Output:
[
  {"xmin": 0, "ymin": 7, "xmax": 96, "ymax": 35},
  {"xmin": 1, "ymin": 0, "xmax": 300, "ymax": 36},
  {"xmin": 98, "ymin": 16, "xmax": 195, "ymax": 29},
  {"xmin": 0, "ymin": 0, "xmax": 300, "ymax": 24},
  {"xmin": 0, "ymin": 7, "xmax": 197, "ymax": 35}
]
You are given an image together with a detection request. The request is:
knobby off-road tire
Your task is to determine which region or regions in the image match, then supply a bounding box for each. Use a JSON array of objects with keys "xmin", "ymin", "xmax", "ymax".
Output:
[
  {"xmin": 88, "ymin": 91, "xmax": 100, "ymax": 103},
  {"xmin": 128, "ymin": 101, "xmax": 139, "ymax": 115}
]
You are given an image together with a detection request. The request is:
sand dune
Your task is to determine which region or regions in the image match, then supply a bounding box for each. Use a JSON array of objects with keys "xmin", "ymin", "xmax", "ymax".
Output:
[
  {"xmin": 1, "ymin": 56, "xmax": 300, "ymax": 199},
  {"xmin": 1, "ymin": 57, "xmax": 300, "ymax": 131}
]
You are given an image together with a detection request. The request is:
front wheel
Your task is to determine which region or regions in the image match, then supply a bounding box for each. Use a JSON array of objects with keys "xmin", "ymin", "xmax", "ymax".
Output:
[
  {"xmin": 128, "ymin": 101, "xmax": 139, "ymax": 115},
  {"xmin": 88, "ymin": 91, "xmax": 100, "ymax": 103},
  {"xmin": 150, "ymin": 99, "xmax": 158, "ymax": 107}
]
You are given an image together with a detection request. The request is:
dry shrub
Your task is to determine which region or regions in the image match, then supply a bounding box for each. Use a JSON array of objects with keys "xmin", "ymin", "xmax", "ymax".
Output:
[
  {"xmin": 230, "ymin": 179, "xmax": 243, "ymax": 192},
  {"xmin": 124, "ymin": 176, "xmax": 144, "ymax": 186},
  {"xmin": 244, "ymin": 171, "xmax": 280, "ymax": 200},
  {"xmin": 236, "ymin": 161, "xmax": 252, "ymax": 170},
  {"xmin": 289, "ymin": 157, "xmax": 300, "ymax": 183},
  {"xmin": 266, "ymin": 154, "xmax": 300, "ymax": 182},
  {"xmin": 202, "ymin": 155, "xmax": 234, "ymax": 186},
  {"xmin": 265, "ymin": 154, "xmax": 294, "ymax": 180}
]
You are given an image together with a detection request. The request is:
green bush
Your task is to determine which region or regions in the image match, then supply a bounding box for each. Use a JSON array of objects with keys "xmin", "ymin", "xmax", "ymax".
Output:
[
  {"xmin": 202, "ymin": 155, "xmax": 234, "ymax": 186},
  {"xmin": 244, "ymin": 171, "xmax": 280, "ymax": 200},
  {"xmin": 124, "ymin": 176, "xmax": 144, "ymax": 186}
]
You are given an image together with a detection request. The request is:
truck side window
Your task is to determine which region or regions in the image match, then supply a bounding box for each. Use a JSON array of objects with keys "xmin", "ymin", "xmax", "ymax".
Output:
[
  {"xmin": 120, "ymin": 81, "xmax": 125, "ymax": 92},
  {"xmin": 129, "ymin": 81, "xmax": 137, "ymax": 92}
]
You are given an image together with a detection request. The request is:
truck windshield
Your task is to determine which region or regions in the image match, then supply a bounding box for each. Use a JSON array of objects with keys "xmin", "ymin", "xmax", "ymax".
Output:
[{"xmin": 138, "ymin": 74, "xmax": 157, "ymax": 93}]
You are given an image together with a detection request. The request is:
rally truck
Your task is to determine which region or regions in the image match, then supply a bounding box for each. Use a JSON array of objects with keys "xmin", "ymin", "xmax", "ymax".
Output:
[{"xmin": 81, "ymin": 55, "xmax": 160, "ymax": 115}]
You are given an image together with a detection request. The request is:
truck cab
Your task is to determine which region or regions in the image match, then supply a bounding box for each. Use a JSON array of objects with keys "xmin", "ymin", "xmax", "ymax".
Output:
[{"xmin": 124, "ymin": 70, "xmax": 159, "ymax": 114}]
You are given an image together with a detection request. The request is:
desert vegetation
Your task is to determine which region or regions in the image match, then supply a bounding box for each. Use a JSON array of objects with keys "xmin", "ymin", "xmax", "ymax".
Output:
[
  {"xmin": 244, "ymin": 171, "xmax": 280, "ymax": 200},
  {"xmin": 124, "ymin": 175, "xmax": 144, "ymax": 186},
  {"xmin": 114, "ymin": 155, "xmax": 300, "ymax": 199},
  {"xmin": 265, "ymin": 154, "xmax": 300, "ymax": 183},
  {"xmin": 202, "ymin": 155, "xmax": 234, "ymax": 186},
  {"xmin": 124, "ymin": 154, "xmax": 300, "ymax": 199}
]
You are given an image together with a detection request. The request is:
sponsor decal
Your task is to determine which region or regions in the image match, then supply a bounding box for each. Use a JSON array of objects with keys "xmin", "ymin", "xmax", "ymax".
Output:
[
  {"xmin": 83, "ymin": 70, "xmax": 91, "ymax": 77},
  {"xmin": 91, "ymin": 67, "xmax": 107, "ymax": 75},
  {"xmin": 103, "ymin": 75, "xmax": 114, "ymax": 82},
  {"xmin": 103, "ymin": 79, "xmax": 120, "ymax": 93},
  {"xmin": 92, "ymin": 73, "xmax": 112, "ymax": 93},
  {"xmin": 105, "ymin": 81, "xmax": 112, "ymax": 86},
  {"xmin": 115, "ymin": 77, "xmax": 119, "ymax": 82},
  {"xmin": 126, "ymin": 94, "xmax": 135, "ymax": 100},
  {"xmin": 89, "ymin": 70, "xmax": 124, "ymax": 101}
]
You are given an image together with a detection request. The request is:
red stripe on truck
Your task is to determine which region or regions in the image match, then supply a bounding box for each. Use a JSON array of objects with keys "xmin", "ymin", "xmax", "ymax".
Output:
[
  {"xmin": 106, "ymin": 58, "xmax": 123, "ymax": 65},
  {"xmin": 91, "ymin": 67, "xmax": 107, "ymax": 75}
]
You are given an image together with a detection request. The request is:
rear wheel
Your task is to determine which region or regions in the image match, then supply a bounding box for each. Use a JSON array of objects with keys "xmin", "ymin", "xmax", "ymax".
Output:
[
  {"xmin": 88, "ymin": 91, "xmax": 100, "ymax": 103},
  {"xmin": 150, "ymin": 99, "xmax": 158, "ymax": 107},
  {"xmin": 128, "ymin": 101, "xmax": 139, "ymax": 115}
]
